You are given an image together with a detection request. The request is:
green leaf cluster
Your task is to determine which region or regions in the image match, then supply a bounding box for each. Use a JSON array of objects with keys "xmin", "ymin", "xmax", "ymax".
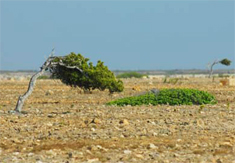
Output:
[
  {"xmin": 107, "ymin": 88, "xmax": 217, "ymax": 106},
  {"xmin": 220, "ymin": 58, "xmax": 231, "ymax": 66},
  {"xmin": 51, "ymin": 52, "xmax": 124, "ymax": 93},
  {"xmin": 116, "ymin": 72, "xmax": 146, "ymax": 78}
]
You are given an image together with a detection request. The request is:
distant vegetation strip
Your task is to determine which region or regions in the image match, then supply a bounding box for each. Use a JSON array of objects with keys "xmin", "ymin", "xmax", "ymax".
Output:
[
  {"xmin": 113, "ymin": 69, "xmax": 235, "ymax": 76},
  {"xmin": 116, "ymin": 72, "xmax": 147, "ymax": 78}
]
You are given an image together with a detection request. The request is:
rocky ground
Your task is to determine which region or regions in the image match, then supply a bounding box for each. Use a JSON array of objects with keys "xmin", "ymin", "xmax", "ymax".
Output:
[{"xmin": 0, "ymin": 78, "xmax": 235, "ymax": 163}]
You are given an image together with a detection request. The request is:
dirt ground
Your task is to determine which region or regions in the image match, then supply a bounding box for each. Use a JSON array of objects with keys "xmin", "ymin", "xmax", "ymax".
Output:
[{"xmin": 0, "ymin": 78, "xmax": 235, "ymax": 163}]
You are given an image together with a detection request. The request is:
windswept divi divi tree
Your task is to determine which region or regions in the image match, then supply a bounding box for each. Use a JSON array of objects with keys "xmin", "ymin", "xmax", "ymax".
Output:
[
  {"xmin": 12, "ymin": 50, "xmax": 124, "ymax": 113},
  {"xmin": 208, "ymin": 58, "xmax": 231, "ymax": 78}
]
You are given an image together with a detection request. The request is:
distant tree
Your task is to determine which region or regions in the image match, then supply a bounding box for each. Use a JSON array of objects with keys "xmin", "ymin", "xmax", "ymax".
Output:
[
  {"xmin": 208, "ymin": 58, "xmax": 231, "ymax": 78},
  {"xmin": 12, "ymin": 51, "xmax": 123, "ymax": 113}
]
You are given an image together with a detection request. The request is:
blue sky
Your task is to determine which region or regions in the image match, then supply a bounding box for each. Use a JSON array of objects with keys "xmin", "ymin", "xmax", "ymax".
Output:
[{"xmin": 1, "ymin": 0, "xmax": 234, "ymax": 70}]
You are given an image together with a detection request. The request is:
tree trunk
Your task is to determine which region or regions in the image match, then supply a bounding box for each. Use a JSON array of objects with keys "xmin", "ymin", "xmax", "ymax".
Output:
[
  {"xmin": 209, "ymin": 64, "xmax": 214, "ymax": 78},
  {"xmin": 12, "ymin": 56, "xmax": 55, "ymax": 113},
  {"xmin": 209, "ymin": 60, "xmax": 219, "ymax": 78},
  {"xmin": 14, "ymin": 68, "xmax": 46, "ymax": 113}
]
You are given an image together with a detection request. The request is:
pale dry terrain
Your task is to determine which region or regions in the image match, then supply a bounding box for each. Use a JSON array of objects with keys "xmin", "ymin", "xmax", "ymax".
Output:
[{"xmin": 0, "ymin": 78, "xmax": 235, "ymax": 163}]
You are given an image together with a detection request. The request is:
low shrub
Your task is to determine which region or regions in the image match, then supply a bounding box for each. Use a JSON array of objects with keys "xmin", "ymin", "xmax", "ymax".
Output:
[
  {"xmin": 218, "ymin": 74, "xmax": 230, "ymax": 78},
  {"xmin": 107, "ymin": 88, "xmax": 217, "ymax": 106},
  {"xmin": 163, "ymin": 77, "xmax": 180, "ymax": 84}
]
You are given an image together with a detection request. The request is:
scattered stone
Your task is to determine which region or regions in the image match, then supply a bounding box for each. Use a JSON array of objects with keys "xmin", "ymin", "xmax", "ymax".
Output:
[
  {"xmin": 135, "ymin": 154, "xmax": 144, "ymax": 159},
  {"xmin": 132, "ymin": 86, "xmax": 140, "ymax": 91},
  {"xmin": 219, "ymin": 78, "xmax": 235, "ymax": 86},
  {"xmin": 220, "ymin": 79, "xmax": 229, "ymax": 86},
  {"xmin": 197, "ymin": 119, "xmax": 205, "ymax": 128},
  {"xmin": 152, "ymin": 132, "xmax": 158, "ymax": 137},
  {"xmin": 98, "ymin": 145, "xmax": 108, "ymax": 152},
  {"xmin": 96, "ymin": 145, "xmax": 103, "ymax": 150},
  {"xmin": 13, "ymin": 152, "xmax": 20, "ymax": 155},
  {"xmin": 149, "ymin": 152, "xmax": 158, "ymax": 159},
  {"xmin": 119, "ymin": 119, "xmax": 129, "ymax": 125},
  {"xmin": 36, "ymin": 161, "xmax": 43, "ymax": 163},
  {"xmin": 124, "ymin": 150, "xmax": 132, "ymax": 154},
  {"xmin": 87, "ymin": 158, "xmax": 99, "ymax": 163},
  {"xmin": 1, "ymin": 78, "xmax": 235, "ymax": 162},
  {"xmin": 84, "ymin": 119, "xmax": 90, "ymax": 124},
  {"xmin": 76, "ymin": 152, "xmax": 83, "ymax": 157},
  {"xmin": 150, "ymin": 88, "xmax": 160, "ymax": 95},
  {"xmin": 91, "ymin": 118, "xmax": 102, "ymax": 124},
  {"xmin": 45, "ymin": 90, "xmax": 54, "ymax": 95},
  {"xmin": 47, "ymin": 123, "xmax": 53, "ymax": 126},
  {"xmin": 27, "ymin": 153, "xmax": 34, "ymax": 157},
  {"xmin": 216, "ymin": 159, "xmax": 222, "ymax": 163},
  {"xmin": 45, "ymin": 150, "xmax": 57, "ymax": 156},
  {"xmin": 68, "ymin": 152, "xmax": 72, "ymax": 158},
  {"xmin": 147, "ymin": 143, "xmax": 157, "ymax": 149},
  {"xmin": 47, "ymin": 114, "xmax": 54, "ymax": 118},
  {"xmin": 229, "ymin": 78, "xmax": 235, "ymax": 86}
]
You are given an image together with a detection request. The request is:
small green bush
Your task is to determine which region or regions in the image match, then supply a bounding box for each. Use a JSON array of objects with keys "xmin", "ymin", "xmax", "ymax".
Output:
[
  {"xmin": 107, "ymin": 88, "xmax": 217, "ymax": 106},
  {"xmin": 218, "ymin": 74, "xmax": 230, "ymax": 78},
  {"xmin": 163, "ymin": 77, "xmax": 180, "ymax": 84},
  {"xmin": 116, "ymin": 72, "xmax": 146, "ymax": 78}
]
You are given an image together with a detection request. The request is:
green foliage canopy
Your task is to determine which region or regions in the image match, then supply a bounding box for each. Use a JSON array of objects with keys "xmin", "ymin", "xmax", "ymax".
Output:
[
  {"xmin": 220, "ymin": 58, "xmax": 231, "ymax": 66},
  {"xmin": 107, "ymin": 88, "xmax": 217, "ymax": 106},
  {"xmin": 51, "ymin": 52, "xmax": 124, "ymax": 93}
]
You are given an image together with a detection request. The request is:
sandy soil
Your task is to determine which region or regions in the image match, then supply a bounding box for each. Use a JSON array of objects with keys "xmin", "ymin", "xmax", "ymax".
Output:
[{"xmin": 0, "ymin": 78, "xmax": 235, "ymax": 163}]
